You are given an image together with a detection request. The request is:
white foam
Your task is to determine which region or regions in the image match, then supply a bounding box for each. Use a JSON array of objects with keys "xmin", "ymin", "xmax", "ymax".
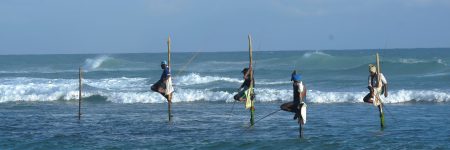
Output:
[
  {"xmin": 386, "ymin": 89, "xmax": 450, "ymax": 103},
  {"xmin": 0, "ymin": 78, "xmax": 80, "ymax": 102},
  {"xmin": 175, "ymin": 73, "xmax": 241, "ymax": 86},
  {"xmin": 436, "ymin": 59, "xmax": 447, "ymax": 66},
  {"xmin": 1, "ymin": 77, "xmax": 449, "ymax": 104},
  {"xmin": 395, "ymin": 58, "xmax": 447, "ymax": 66},
  {"xmin": 258, "ymin": 80, "xmax": 291, "ymax": 85},
  {"xmin": 85, "ymin": 77, "xmax": 148, "ymax": 91},
  {"xmin": 175, "ymin": 73, "xmax": 290, "ymax": 86},
  {"xmin": 397, "ymin": 58, "xmax": 427, "ymax": 64}
]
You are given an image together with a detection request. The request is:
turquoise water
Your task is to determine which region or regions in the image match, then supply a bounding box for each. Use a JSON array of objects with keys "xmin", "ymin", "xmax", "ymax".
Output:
[{"xmin": 1, "ymin": 49, "xmax": 450, "ymax": 149}]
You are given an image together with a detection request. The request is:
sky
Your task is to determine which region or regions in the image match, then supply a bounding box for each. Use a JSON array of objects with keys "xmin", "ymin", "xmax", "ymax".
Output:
[{"xmin": 0, "ymin": 0, "xmax": 449, "ymax": 54}]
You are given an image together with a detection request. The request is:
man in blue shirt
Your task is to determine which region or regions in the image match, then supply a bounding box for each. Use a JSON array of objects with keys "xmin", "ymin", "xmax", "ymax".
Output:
[
  {"xmin": 281, "ymin": 70, "xmax": 307, "ymax": 125},
  {"xmin": 151, "ymin": 60, "xmax": 172, "ymax": 99}
]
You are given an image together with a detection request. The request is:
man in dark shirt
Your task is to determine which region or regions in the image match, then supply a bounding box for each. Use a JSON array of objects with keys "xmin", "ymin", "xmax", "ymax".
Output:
[
  {"xmin": 151, "ymin": 60, "xmax": 171, "ymax": 99},
  {"xmin": 234, "ymin": 67, "xmax": 255, "ymax": 102}
]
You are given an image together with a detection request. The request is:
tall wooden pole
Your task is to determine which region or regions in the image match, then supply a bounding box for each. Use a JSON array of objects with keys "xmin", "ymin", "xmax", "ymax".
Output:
[
  {"xmin": 167, "ymin": 36, "xmax": 172, "ymax": 122},
  {"xmin": 248, "ymin": 34, "xmax": 255, "ymax": 125},
  {"xmin": 300, "ymin": 123, "xmax": 303, "ymax": 138},
  {"xmin": 78, "ymin": 67, "xmax": 82, "ymax": 120},
  {"xmin": 168, "ymin": 36, "xmax": 171, "ymax": 67},
  {"xmin": 299, "ymin": 96, "xmax": 304, "ymax": 138},
  {"xmin": 376, "ymin": 53, "xmax": 385, "ymax": 128}
]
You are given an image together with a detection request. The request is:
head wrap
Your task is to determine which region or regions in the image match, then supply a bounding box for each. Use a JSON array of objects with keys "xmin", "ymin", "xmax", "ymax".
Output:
[
  {"xmin": 369, "ymin": 64, "xmax": 376, "ymax": 73},
  {"xmin": 292, "ymin": 74, "xmax": 302, "ymax": 81}
]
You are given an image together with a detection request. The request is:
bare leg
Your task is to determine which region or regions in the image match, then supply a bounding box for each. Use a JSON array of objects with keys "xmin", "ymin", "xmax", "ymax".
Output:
[{"xmin": 363, "ymin": 93, "xmax": 373, "ymax": 103}]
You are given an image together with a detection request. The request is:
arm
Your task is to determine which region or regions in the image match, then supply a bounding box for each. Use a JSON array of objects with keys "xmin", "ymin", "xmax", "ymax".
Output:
[
  {"xmin": 380, "ymin": 73, "xmax": 388, "ymax": 97},
  {"xmin": 163, "ymin": 68, "xmax": 171, "ymax": 82},
  {"xmin": 367, "ymin": 75, "xmax": 373, "ymax": 94},
  {"xmin": 240, "ymin": 67, "xmax": 253, "ymax": 89},
  {"xmin": 239, "ymin": 82, "xmax": 245, "ymax": 89},
  {"xmin": 301, "ymin": 84, "xmax": 307, "ymax": 103},
  {"xmin": 298, "ymin": 82, "xmax": 306, "ymax": 103},
  {"xmin": 164, "ymin": 75, "xmax": 171, "ymax": 82}
]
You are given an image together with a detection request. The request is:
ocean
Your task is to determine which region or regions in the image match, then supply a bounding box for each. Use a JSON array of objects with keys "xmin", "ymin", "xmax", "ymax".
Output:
[{"xmin": 1, "ymin": 49, "xmax": 449, "ymax": 149}]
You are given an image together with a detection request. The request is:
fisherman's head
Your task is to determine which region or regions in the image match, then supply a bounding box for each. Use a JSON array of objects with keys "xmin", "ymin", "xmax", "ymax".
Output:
[
  {"xmin": 291, "ymin": 70, "xmax": 297, "ymax": 81},
  {"xmin": 241, "ymin": 68, "xmax": 249, "ymax": 74},
  {"xmin": 292, "ymin": 74, "xmax": 302, "ymax": 83},
  {"xmin": 161, "ymin": 60, "xmax": 168, "ymax": 69},
  {"xmin": 368, "ymin": 64, "xmax": 376, "ymax": 75}
]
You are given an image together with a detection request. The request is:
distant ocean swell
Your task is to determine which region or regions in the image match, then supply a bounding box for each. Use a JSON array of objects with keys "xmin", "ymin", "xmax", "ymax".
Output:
[{"xmin": 0, "ymin": 52, "xmax": 447, "ymax": 74}]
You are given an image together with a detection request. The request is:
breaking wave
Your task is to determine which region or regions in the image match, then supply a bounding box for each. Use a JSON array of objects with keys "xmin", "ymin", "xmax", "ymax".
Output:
[
  {"xmin": 176, "ymin": 73, "xmax": 241, "ymax": 85},
  {"xmin": 175, "ymin": 73, "xmax": 290, "ymax": 86},
  {"xmin": 1, "ymin": 77, "xmax": 449, "ymax": 104},
  {"xmin": 83, "ymin": 55, "xmax": 112, "ymax": 70}
]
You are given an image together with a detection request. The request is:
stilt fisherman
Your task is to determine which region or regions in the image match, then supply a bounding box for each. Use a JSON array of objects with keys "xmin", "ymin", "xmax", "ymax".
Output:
[{"xmin": 281, "ymin": 70, "xmax": 307, "ymax": 125}]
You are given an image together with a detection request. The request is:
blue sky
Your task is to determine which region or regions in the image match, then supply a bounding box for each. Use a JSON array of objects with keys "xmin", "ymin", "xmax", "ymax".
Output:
[{"xmin": 0, "ymin": 0, "xmax": 449, "ymax": 54}]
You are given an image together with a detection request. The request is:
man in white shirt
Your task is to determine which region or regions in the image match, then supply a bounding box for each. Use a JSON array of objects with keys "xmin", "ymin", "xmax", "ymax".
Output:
[{"xmin": 363, "ymin": 64, "xmax": 388, "ymax": 104}]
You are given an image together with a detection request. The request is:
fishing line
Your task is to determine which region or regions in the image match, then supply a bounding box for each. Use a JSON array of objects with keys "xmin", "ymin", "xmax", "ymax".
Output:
[
  {"xmin": 175, "ymin": 52, "xmax": 199, "ymax": 76},
  {"xmin": 383, "ymin": 104, "xmax": 399, "ymax": 124},
  {"xmin": 226, "ymin": 100, "xmax": 237, "ymax": 120},
  {"xmin": 379, "ymin": 40, "xmax": 399, "ymax": 124},
  {"xmin": 246, "ymin": 109, "xmax": 282, "ymax": 129},
  {"xmin": 168, "ymin": 52, "xmax": 199, "ymax": 90}
]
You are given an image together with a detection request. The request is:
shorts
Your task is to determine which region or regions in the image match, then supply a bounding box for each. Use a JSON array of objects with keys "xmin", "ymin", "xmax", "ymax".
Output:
[
  {"xmin": 280, "ymin": 101, "xmax": 305, "ymax": 113},
  {"xmin": 233, "ymin": 87, "xmax": 254, "ymax": 101},
  {"xmin": 151, "ymin": 80, "xmax": 166, "ymax": 93}
]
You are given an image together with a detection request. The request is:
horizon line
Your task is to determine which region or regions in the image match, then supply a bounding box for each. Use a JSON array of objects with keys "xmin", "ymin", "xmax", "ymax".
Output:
[{"xmin": 0, "ymin": 47, "xmax": 448, "ymax": 56}]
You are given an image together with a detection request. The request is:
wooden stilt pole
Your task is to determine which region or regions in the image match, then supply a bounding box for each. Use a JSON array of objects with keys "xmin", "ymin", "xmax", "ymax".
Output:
[
  {"xmin": 168, "ymin": 94, "xmax": 172, "ymax": 122},
  {"xmin": 78, "ymin": 67, "xmax": 82, "ymax": 120},
  {"xmin": 300, "ymin": 123, "xmax": 303, "ymax": 138},
  {"xmin": 376, "ymin": 53, "xmax": 385, "ymax": 128},
  {"xmin": 168, "ymin": 36, "xmax": 171, "ymax": 68},
  {"xmin": 248, "ymin": 34, "xmax": 255, "ymax": 125},
  {"xmin": 167, "ymin": 36, "xmax": 172, "ymax": 122}
]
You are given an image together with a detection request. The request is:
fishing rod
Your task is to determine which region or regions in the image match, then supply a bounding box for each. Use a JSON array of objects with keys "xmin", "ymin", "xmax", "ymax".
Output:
[
  {"xmin": 175, "ymin": 52, "xmax": 199, "ymax": 76},
  {"xmin": 246, "ymin": 109, "xmax": 282, "ymax": 129}
]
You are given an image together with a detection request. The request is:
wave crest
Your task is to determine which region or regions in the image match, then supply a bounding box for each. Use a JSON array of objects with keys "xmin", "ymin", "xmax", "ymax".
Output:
[
  {"xmin": 302, "ymin": 51, "xmax": 332, "ymax": 58},
  {"xmin": 1, "ymin": 78, "xmax": 449, "ymax": 104},
  {"xmin": 175, "ymin": 73, "xmax": 290, "ymax": 86},
  {"xmin": 176, "ymin": 73, "xmax": 241, "ymax": 86},
  {"xmin": 83, "ymin": 56, "xmax": 112, "ymax": 70}
]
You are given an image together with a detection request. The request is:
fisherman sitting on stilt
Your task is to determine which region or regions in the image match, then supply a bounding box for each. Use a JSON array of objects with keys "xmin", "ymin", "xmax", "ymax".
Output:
[
  {"xmin": 281, "ymin": 70, "xmax": 307, "ymax": 125},
  {"xmin": 363, "ymin": 64, "xmax": 388, "ymax": 105},
  {"xmin": 151, "ymin": 60, "xmax": 174, "ymax": 100},
  {"xmin": 234, "ymin": 67, "xmax": 255, "ymax": 102},
  {"xmin": 363, "ymin": 64, "xmax": 388, "ymax": 123}
]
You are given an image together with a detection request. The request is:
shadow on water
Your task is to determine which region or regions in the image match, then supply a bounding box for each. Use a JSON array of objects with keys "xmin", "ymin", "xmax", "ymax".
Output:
[{"xmin": 54, "ymin": 95, "xmax": 110, "ymax": 104}]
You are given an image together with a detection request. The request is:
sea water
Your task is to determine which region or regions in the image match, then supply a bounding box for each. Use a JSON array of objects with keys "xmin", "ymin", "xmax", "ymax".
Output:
[{"xmin": 1, "ymin": 49, "xmax": 449, "ymax": 149}]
